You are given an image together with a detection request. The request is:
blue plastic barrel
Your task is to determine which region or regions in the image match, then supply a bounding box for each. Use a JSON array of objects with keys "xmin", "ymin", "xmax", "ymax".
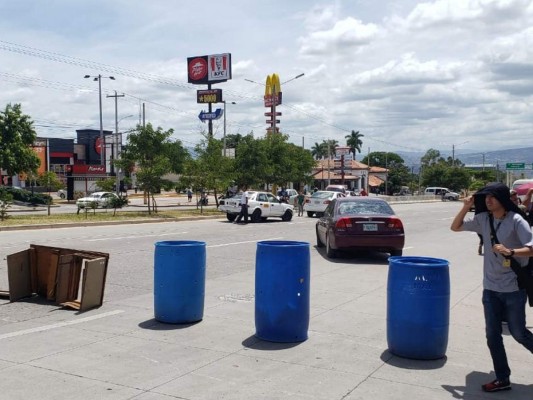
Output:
[
  {"xmin": 255, "ymin": 240, "xmax": 310, "ymax": 342},
  {"xmin": 154, "ymin": 240, "xmax": 206, "ymax": 323},
  {"xmin": 387, "ymin": 256, "xmax": 450, "ymax": 359}
]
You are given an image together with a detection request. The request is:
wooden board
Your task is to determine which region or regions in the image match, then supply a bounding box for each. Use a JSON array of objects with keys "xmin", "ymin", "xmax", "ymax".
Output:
[
  {"xmin": 55, "ymin": 254, "xmax": 77, "ymax": 305},
  {"xmin": 6, "ymin": 250, "xmax": 32, "ymax": 302},
  {"xmin": 79, "ymin": 258, "xmax": 107, "ymax": 311}
]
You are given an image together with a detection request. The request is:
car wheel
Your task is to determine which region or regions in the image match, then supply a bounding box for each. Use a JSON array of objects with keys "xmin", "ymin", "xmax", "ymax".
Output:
[
  {"xmin": 307, "ymin": 211, "xmax": 314, "ymax": 217},
  {"xmin": 251, "ymin": 209, "xmax": 262, "ymax": 223},
  {"xmin": 59, "ymin": 193, "xmax": 66, "ymax": 199},
  {"xmin": 316, "ymin": 227, "xmax": 324, "ymax": 248},
  {"xmin": 326, "ymin": 233, "xmax": 337, "ymax": 258},
  {"xmin": 226, "ymin": 213, "xmax": 237, "ymax": 222},
  {"xmin": 261, "ymin": 217, "xmax": 268, "ymax": 221},
  {"xmin": 390, "ymin": 249, "xmax": 403, "ymax": 257},
  {"xmin": 281, "ymin": 210, "xmax": 293, "ymax": 221}
]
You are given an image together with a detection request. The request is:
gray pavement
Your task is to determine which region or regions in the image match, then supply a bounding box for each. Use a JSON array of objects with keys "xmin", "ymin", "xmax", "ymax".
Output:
[{"xmin": 0, "ymin": 201, "xmax": 532, "ymax": 399}]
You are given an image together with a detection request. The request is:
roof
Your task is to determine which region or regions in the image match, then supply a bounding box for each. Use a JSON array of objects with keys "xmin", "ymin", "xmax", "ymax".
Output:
[{"xmin": 368, "ymin": 175, "xmax": 384, "ymax": 187}]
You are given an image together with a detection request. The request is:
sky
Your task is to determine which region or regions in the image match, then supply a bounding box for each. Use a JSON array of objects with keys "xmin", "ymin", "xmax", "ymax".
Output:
[{"xmin": 1, "ymin": 0, "xmax": 533, "ymax": 161}]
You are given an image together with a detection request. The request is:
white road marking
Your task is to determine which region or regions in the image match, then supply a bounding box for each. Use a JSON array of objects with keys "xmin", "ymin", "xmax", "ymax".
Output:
[
  {"xmin": 86, "ymin": 232, "xmax": 188, "ymax": 241},
  {"xmin": 208, "ymin": 237, "xmax": 285, "ymax": 248},
  {"xmin": 0, "ymin": 310, "xmax": 124, "ymax": 340}
]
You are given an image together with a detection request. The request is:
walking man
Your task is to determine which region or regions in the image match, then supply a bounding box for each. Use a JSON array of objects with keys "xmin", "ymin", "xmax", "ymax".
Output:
[
  {"xmin": 235, "ymin": 190, "xmax": 249, "ymax": 224},
  {"xmin": 450, "ymin": 183, "xmax": 533, "ymax": 392}
]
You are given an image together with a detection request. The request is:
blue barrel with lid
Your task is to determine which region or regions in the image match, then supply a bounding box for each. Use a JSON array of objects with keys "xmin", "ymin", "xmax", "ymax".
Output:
[
  {"xmin": 255, "ymin": 240, "xmax": 310, "ymax": 342},
  {"xmin": 387, "ymin": 256, "xmax": 450, "ymax": 359},
  {"xmin": 154, "ymin": 240, "xmax": 206, "ymax": 323}
]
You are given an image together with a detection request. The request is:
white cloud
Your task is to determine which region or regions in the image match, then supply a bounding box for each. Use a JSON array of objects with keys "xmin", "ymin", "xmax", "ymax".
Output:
[{"xmin": 299, "ymin": 17, "xmax": 380, "ymax": 56}]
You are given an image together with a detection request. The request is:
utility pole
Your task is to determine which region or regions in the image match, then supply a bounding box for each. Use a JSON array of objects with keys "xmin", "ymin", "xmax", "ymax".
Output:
[{"xmin": 106, "ymin": 90, "xmax": 124, "ymax": 174}]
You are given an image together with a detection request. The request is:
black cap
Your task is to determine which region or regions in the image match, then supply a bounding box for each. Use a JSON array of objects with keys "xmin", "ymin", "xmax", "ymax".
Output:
[{"xmin": 473, "ymin": 183, "xmax": 521, "ymax": 214}]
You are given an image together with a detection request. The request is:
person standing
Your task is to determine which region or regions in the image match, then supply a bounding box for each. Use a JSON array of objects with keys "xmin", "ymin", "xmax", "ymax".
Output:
[
  {"xmin": 450, "ymin": 183, "xmax": 533, "ymax": 392},
  {"xmin": 235, "ymin": 190, "xmax": 249, "ymax": 224},
  {"xmin": 187, "ymin": 188, "xmax": 193, "ymax": 203},
  {"xmin": 294, "ymin": 191, "xmax": 305, "ymax": 217}
]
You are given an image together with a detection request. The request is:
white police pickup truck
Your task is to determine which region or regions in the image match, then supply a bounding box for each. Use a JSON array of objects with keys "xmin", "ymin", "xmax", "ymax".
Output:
[{"xmin": 218, "ymin": 191, "xmax": 294, "ymax": 222}]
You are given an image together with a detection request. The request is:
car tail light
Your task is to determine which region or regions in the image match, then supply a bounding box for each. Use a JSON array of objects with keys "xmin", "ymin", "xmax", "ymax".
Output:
[
  {"xmin": 335, "ymin": 218, "xmax": 353, "ymax": 230},
  {"xmin": 305, "ymin": 198, "xmax": 310, "ymax": 203},
  {"xmin": 387, "ymin": 217, "xmax": 404, "ymax": 231},
  {"xmin": 324, "ymin": 200, "xmax": 331, "ymax": 204}
]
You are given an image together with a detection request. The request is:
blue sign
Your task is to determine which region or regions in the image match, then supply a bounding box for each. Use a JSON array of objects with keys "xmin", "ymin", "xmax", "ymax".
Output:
[{"xmin": 198, "ymin": 108, "xmax": 223, "ymax": 122}]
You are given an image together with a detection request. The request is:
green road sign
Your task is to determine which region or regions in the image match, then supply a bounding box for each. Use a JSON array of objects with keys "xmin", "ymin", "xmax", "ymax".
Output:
[{"xmin": 506, "ymin": 162, "xmax": 526, "ymax": 170}]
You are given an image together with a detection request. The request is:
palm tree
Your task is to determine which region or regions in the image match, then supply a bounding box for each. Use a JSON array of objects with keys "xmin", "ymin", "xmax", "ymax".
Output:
[
  {"xmin": 311, "ymin": 142, "xmax": 326, "ymax": 159},
  {"xmin": 345, "ymin": 130, "xmax": 364, "ymax": 159},
  {"xmin": 322, "ymin": 139, "xmax": 338, "ymax": 158}
]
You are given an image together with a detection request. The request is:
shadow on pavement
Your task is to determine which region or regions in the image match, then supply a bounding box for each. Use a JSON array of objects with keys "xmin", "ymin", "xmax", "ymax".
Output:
[
  {"xmin": 442, "ymin": 370, "xmax": 532, "ymax": 399},
  {"xmin": 138, "ymin": 318, "xmax": 201, "ymax": 330},
  {"xmin": 380, "ymin": 349, "xmax": 447, "ymax": 370},
  {"xmin": 242, "ymin": 335, "xmax": 306, "ymax": 351}
]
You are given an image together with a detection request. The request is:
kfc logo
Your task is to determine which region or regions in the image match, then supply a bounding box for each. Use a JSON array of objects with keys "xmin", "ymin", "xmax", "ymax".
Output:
[
  {"xmin": 208, "ymin": 54, "xmax": 231, "ymax": 81},
  {"xmin": 188, "ymin": 57, "xmax": 208, "ymax": 82}
]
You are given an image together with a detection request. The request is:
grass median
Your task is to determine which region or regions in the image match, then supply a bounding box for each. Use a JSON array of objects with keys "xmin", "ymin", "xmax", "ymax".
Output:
[{"xmin": 0, "ymin": 207, "xmax": 223, "ymax": 227}]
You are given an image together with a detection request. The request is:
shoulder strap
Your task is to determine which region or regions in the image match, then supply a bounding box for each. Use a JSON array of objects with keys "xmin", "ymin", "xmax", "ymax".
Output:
[{"xmin": 488, "ymin": 213, "xmax": 499, "ymax": 245}]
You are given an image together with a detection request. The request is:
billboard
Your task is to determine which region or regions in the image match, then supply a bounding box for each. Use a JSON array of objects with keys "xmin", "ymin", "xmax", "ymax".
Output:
[{"xmin": 187, "ymin": 53, "xmax": 232, "ymax": 85}]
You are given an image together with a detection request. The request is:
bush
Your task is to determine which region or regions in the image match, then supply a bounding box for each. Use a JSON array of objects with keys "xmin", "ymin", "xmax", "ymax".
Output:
[{"xmin": 0, "ymin": 187, "xmax": 52, "ymax": 205}]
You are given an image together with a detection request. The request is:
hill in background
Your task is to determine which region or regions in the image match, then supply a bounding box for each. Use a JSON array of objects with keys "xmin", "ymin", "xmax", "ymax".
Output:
[{"xmin": 394, "ymin": 147, "xmax": 533, "ymax": 178}]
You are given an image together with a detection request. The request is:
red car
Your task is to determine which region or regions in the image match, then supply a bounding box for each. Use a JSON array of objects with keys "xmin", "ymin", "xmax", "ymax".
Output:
[{"xmin": 316, "ymin": 197, "xmax": 405, "ymax": 258}]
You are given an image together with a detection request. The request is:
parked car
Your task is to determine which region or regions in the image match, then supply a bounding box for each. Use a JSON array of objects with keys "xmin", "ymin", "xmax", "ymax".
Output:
[
  {"xmin": 218, "ymin": 191, "xmax": 293, "ymax": 222},
  {"xmin": 76, "ymin": 192, "xmax": 119, "ymax": 209},
  {"xmin": 325, "ymin": 184, "xmax": 347, "ymax": 194},
  {"xmin": 424, "ymin": 187, "xmax": 459, "ymax": 201},
  {"xmin": 316, "ymin": 197, "xmax": 405, "ymax": 258},
  {"xmin": 304, "ymin": 191, "xmax": 345, "ymax": 217}
]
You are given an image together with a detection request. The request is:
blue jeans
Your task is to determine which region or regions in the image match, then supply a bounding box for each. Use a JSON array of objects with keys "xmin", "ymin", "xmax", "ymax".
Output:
[{"xmin": 482, "ymin": 289, "xmax": 533, "ymax": 381}]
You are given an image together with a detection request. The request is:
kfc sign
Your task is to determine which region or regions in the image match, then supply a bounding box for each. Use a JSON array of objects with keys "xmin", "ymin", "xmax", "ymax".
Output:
[{"xmin": 187, "ymin": 53, "xmax": 232, "ymax": 84}]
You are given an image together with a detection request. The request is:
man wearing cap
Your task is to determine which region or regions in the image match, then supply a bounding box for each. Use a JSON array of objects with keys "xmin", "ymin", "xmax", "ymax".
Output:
[{"xmin": 451, "ymin": 183, "xmax": 533, "ymax": 392}]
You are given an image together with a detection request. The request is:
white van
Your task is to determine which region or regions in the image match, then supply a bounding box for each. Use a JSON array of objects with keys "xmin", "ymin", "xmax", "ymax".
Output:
[{"xmin": 424, "ymin": 187, "xmax": 460, "ymax": 201}]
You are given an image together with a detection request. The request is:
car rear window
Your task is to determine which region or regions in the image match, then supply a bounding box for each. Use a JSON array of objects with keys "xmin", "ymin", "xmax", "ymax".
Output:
[
  {"xmin": 311, "ymin": 191, "xmax": 334, "ymax": 199},
  {"xmin": 338, "ymin": 201, "xmax": 394, "ymax": 215}
]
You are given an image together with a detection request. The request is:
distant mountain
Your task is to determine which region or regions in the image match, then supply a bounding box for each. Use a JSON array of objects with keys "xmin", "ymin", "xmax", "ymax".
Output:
[{"xmin": 396, "ymin": 147, "xmax": 533, "ymax": 175}]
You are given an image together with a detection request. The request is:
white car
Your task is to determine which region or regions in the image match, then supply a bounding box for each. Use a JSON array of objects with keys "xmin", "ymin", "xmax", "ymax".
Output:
[
  {"xmin": 218, "ymin": 191, "xmax": 294, "ymax": 222},
  {"xmin": 76, "ymin": 192, "xmax": 119, "ymax": 209},
  {"xmin": 57, "ymin": 189, "xmax": 67, "ymax": 199},
  {"xmin": 304, "ymin": 190, "xmax": 346, "ymax": 217}
]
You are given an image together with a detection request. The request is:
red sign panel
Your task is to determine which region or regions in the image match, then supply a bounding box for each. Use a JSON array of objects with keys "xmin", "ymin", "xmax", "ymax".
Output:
[{"xmin": 72, "ymin": 164, "xmax": 106, "ymax": 175}]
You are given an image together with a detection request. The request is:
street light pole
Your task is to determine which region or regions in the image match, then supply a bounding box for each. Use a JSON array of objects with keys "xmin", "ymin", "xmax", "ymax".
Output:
[
  {"xmin": 451, "ymin": 140, "xmax": 469, "ymax": 165},
  {"xmin": 84, "ymin": 74, "xmax": 115, "ymax": 166},
  {"xmin": 114, "ymin": 114, "xmax": 134, "ymax": 195},
  {"xmin": 223, "ymin": 101, "xmax": 236, "ymax": 157}
]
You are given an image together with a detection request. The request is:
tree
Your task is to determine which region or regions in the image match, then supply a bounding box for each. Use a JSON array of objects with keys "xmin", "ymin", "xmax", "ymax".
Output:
[
  {"xmin": 233, "ymin": 134, "xmax": 269, "ymax": 189},
  {"xmin": 311, "ymin": 142, "xmax": 327, "ymax": 159},
  {"xmin": 37, "ymin": 171, "xmax": 63, "ymax": 191},
  {"xmin": 419, "ymin": 148, "xmax": 472, "ymax": 191},
  {"xmin": 0, "ymin": 103, "xmax": 41, "ymax": 181},
  {"xmin": 361, "ymin": 151, "xmax": 409, "ymax": 195},
  {"xmin": 345, "ymin": 130, "xmax": 364, "ymax": 159},
  {"xmin": 183, "ymin": 137, "xmax": 235, "ymax": 207},
  {"xmin": 116, "ymin": 123, "xmax": 189, "ymax": 214}
]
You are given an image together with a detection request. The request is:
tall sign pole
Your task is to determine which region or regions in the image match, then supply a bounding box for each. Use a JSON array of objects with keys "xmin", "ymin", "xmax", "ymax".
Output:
[{"xmin": 187, "ymin": 53, "xmax": 232, "ymax": 139}]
